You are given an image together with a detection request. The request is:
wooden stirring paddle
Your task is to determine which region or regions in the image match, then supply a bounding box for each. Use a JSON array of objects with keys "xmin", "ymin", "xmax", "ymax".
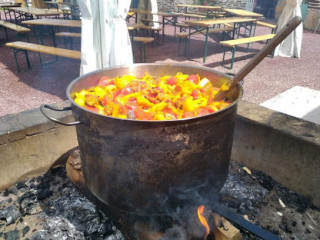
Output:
[{"xmin": 213, "ymin": 16, "xmax": 302, "ymax": 102}]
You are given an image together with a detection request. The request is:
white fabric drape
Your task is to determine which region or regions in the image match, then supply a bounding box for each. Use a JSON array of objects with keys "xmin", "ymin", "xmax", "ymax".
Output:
[
  {"xmin": 137, "ymin": 0, "xmax": 159, "ymax": 28},
  {"xmin": 77, "ymin": 0, "xmax": 133, "ymax": 75},
  {"xmin": 274, "ymin": 0, "xmax": 303, "ymax": 58}
]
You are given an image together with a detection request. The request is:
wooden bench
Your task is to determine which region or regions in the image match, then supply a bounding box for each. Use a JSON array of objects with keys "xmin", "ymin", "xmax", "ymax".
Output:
[
  {"xmin": 127, "ymin": 23, "xmax": 144, "ymax": 30},
  {"xmin": 220, "ymin": 34, "xmax": 275, "ymax": 69},
  {"xmin": 174, "ymin": 22, "xmax": 189, "ymax": 35},
  {"xmin": 0, "ymin": 20, "xmax": 30, "ymax": 41},
  {"xmin": 171, "ymin": 12, "xmax": 206, "ymax": 20},
  {"xmin": 256, "ymin": 21, "xmax": 277, "ymax": 33},
  {"xmin": 55, "ymin": 32, "xmax": 81, "ymax": 38},
  {"xmin": 208, "ymin": 26, "xmax": 234, "ymax": 34},
  {"xmin": 6, "ymin": 41, "xmax": 81, "ymax": 72},
  {"xmin": 55, "ymin": 32, "xmax": 81, "ymax": 49},
  {"xmin": 180, "ymin": 13, "xmax": 207, "ymax": 19},
  {"xmin": 134, "ymin": 25, "xmax": 163, "ymax": 45},
  {"xmin": 175, "ymin": 32, "xmax": 189, "ymax": 56},
  {"xmin": 139, "ymin": 18, "xmax": 162, "ymax": 25},
  {"xmin": 132, "ymin": 36, "xmax": 154, "ymax": 63},
  {"xmin": 175, "ymin": 26, "xmax": 234, "ymax": 57}
]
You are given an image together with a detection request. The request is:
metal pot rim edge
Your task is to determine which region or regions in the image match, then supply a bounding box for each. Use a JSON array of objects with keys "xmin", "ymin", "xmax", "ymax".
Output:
[{"xmin": 66, "ymin": 63, "xmax": 243, "ymax": 123}]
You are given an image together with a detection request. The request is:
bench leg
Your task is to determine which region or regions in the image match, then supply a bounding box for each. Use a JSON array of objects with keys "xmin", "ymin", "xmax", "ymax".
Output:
[
  {"xmin": 138, "ymin": 42, "xmax": 143, "ymax": 63},
  {"xmin": 246, "ymin": 23, "xmax": 255, "ymax": 51},
  {"xmin": 17, "ymin": 33, "xmax": 30, "ymax": 42},
  {"xmin": 131, "ymin": 43, "xmax": 135, "ymax": 64},
  {"xmin": 3, "ymin": 27, "xmax": 9, "ymax": 40},
  {"xmin": 222, "ymin": 46, "xmax": 227, "ymax": 68},
  {"xmin": 253, "ymin": 22, "xmax": 257, "ymax": 36},
  {"xmin": 38, "ymin": 53, "xmax": 43, "ymax": 66},
  {"xmin": 11, "ymin": 48, "xmax": 31, "ymax": 72},
  {"xmin": 184, "ymin": 37, "xmax": 188, "ymax": 57},
  {"xmin": 50, "ymin": 26, "xmax": 56, "ymax": 47},
  {"xmin": 24, "ymin": 50, "xmax": 31, "ymax": 69},
  {"xmin": 203, "ymin": 28, "xmax": 209, "ymax": 63},
  {"xmin": 38, "ymin": 53, "xmax": 59, "ymax": 67},
  {"xmin": 266, "ymin": 39, "xmax": 275, "ymax": 58},
  {"xmin": 178, "ymin": 37, "xmax": 187, "ymax": 57},
  {"xmin": 70, "ymin": 38, "xmax": 74, "ymax": 50},
  {"xmin": 12, "ymin": 48, "xmax": 20, "ymax": 72},
  {"xmin": 222, "ymin": 46, "xmax": 236, "ymax": 70},
  {"xmin": 143, "ymin": 43, "xmax": 147, "ymax": 63},
  {"xmin": 186, "ymin": 32, "xmax": 191, "ymax": 60},
  {"xmin": 178, "ymin": 37, "xmax": 182, "ymax": 56},
  {"xmin": 230, "ymin": 46, "xmax": 236, "ymax": 69},
  {"xmin": 63, "ymin": 37, "xmax": 68, "ymax": 48}
]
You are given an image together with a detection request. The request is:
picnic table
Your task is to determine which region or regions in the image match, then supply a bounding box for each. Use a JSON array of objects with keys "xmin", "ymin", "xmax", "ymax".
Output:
[
  {"xmin": 223, "ymin": 9, "xmax": 264, "ymax": 18},
  {"xmin": 223, "ymin": 9, "xmax": 264, "ymax": 41},
  {"xmin": 0, "ymin": 2, "xmax": 22, "ymax": 20},
  {"xmin": 7, "ymin": 7, "xmax": 62, "ymax": 24},
  {"xmin": 175, "ymin": 4, "xmax": 223, "ymax": 18},
  {"xmin": 0, "ymin": 3, "xmax": 22, "ymax": 7},
  {"xmin": 22, "ymin": 18, "xmax": 81, "ymax": 28},
  {"xmin": 129, "ymin": 9, "xmax": 182, "ymax": 44},
  {"xmin": 184, "ymin": 17, "xmax": 259, "ymax": 62},
  {"xmin": 43, "ymin": 1, "xmax": 60, "ymax": 10},
  {"xmin": 22, "ymin": 18, "xmax": 80, "ymax": 46}
]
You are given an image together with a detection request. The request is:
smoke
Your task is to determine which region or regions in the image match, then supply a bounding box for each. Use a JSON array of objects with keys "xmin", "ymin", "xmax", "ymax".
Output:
[
  {"xmin": 131, "ymin": 177, "xmax": 220, "ymax": 239},
  {"xmin": 161, "ymin": 226, "xmax": 188, "ymax": 240}
]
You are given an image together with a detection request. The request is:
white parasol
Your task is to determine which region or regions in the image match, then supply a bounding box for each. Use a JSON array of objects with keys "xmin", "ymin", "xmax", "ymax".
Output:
[
  {"xmin": 77, "ymin": 0, "xmax": 133, "ymax": 75},
  {"xmin": 274, "ymin": 0, "xmax": 303, "ymax": 58}
]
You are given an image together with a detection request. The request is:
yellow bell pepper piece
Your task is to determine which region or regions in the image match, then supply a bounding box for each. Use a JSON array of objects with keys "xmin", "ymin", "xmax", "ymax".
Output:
[
  {"xmin": 182, "ymin": 97, "xmax": 195, "ymax": 111},
  {"xmin": 137, "ymin": 96, "xmax": 154, "ymax": 108},
  {"xmin": 105, "ymin": 85, "xmax": 116, "ymax": 93},
  {"xmin": 115, "ymin": 76, "xmax": 134, "ymax": 89},
  {"xmin": 118, "ymin": 93, "xmax": 140, "ymax": 105},
  {"xmin": 94, "ymin": 87, "xmax": 106, "ymax": 100},
  {"xmin": 75, "ymin": 89, "xmax": 88, "ymax": 99},
  {"xmin": 74, "ymin": 97, "xmax": 85, "ymax": 106},
  {"xmin": 151, "ymin": 102, "xmax": 167, "ymax": 113},
  {"xmin": 112, "ymin": 104, "xmax": 120, "ymax": 117},
  {"xmin": 117, "ymin": 114, "xmax": 127, "ymax": 119},
  {"xmin": 154, "ymin": 113, "xmax": 166, "ymax": 120},
  {"xmin": 193, "ymin": 98, "xmax": 208, "ymax": 109},
  {"xmin": 220, "ymin": 83, "xmax": 230, "ymax": 91}
]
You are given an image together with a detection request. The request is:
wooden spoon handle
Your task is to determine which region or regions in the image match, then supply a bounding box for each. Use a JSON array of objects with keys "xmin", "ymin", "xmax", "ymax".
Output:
[{"xmin": 213, "ymin": 16, "xmax": 302, "ymax": 101}]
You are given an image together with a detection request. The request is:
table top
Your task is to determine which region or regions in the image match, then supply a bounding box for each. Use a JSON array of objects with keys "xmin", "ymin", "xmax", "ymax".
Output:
[
  {"xmin": 129, "ymin": 8, "xmax": 182, "ymax": 17},
  {"xmin": 8, "ymin": 7, "xmax": 62, "ymax": 16},
  {"xmin": 0, "ymin": 3, "xmax": 22, "ymax": 7},
  {"xmin": 223, "ymin": 9, "xmax": 263, "ymax": 18},
  {"xmin": 175, "ymin": 4, "xmax": 222, "ymax": 10},
  {"xmin": 184, "ymin": 17, "xmax": 258, "ymax": 27},
  {"xmin": 22, "ymin": 18, "xmax": 81, "ymax": 27},
  {"xmin": 157, "ymin": 11, "xmax": 182, "ymax": 17},
  {"xmin": 43, "ymin": 1, "xmax": 59, "ymax": 4}
]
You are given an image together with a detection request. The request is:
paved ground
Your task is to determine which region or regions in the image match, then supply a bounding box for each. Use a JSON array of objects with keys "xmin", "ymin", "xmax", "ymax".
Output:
[
  {"xmin": 0, "ymin": 16, "xmax": 320, "ymax": 118},
  {"xmin": 261, "ymin": 86, "xmax": 320, "ymax": 125}
]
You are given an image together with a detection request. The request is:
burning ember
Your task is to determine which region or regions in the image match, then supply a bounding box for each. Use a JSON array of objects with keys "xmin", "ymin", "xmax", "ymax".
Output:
[{"xmin": 197, "ymin": 205, "xmax": 210, "ymax": 239}]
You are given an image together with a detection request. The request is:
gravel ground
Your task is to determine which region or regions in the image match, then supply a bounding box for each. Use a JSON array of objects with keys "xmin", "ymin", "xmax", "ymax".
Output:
[{"xmin": 0, "ymin": 15, "xmax": 320, "ymax": 117}]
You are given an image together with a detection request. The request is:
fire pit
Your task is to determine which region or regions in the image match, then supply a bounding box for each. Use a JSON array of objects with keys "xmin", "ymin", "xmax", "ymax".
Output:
[{"xmin": 0, "ymin": 152, "xmax": 319, "ymax": 240}]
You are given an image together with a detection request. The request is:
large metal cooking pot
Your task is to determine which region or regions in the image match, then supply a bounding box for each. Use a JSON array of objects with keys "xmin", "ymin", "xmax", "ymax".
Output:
[{"xmin": 41, "ymin": 63, "xmax": 242, "ymax": 215}]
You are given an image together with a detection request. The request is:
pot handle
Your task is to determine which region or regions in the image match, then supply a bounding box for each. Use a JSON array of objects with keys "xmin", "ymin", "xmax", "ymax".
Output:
[{"xmin": 40, "ymin": 104, "xmax": 81, "ymax": 126}]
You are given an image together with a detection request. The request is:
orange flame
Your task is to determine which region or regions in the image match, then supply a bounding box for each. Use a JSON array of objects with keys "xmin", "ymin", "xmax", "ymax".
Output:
[{"xmin": 197, "ymin": 205, "xmax": 210, "ymax": 239}]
